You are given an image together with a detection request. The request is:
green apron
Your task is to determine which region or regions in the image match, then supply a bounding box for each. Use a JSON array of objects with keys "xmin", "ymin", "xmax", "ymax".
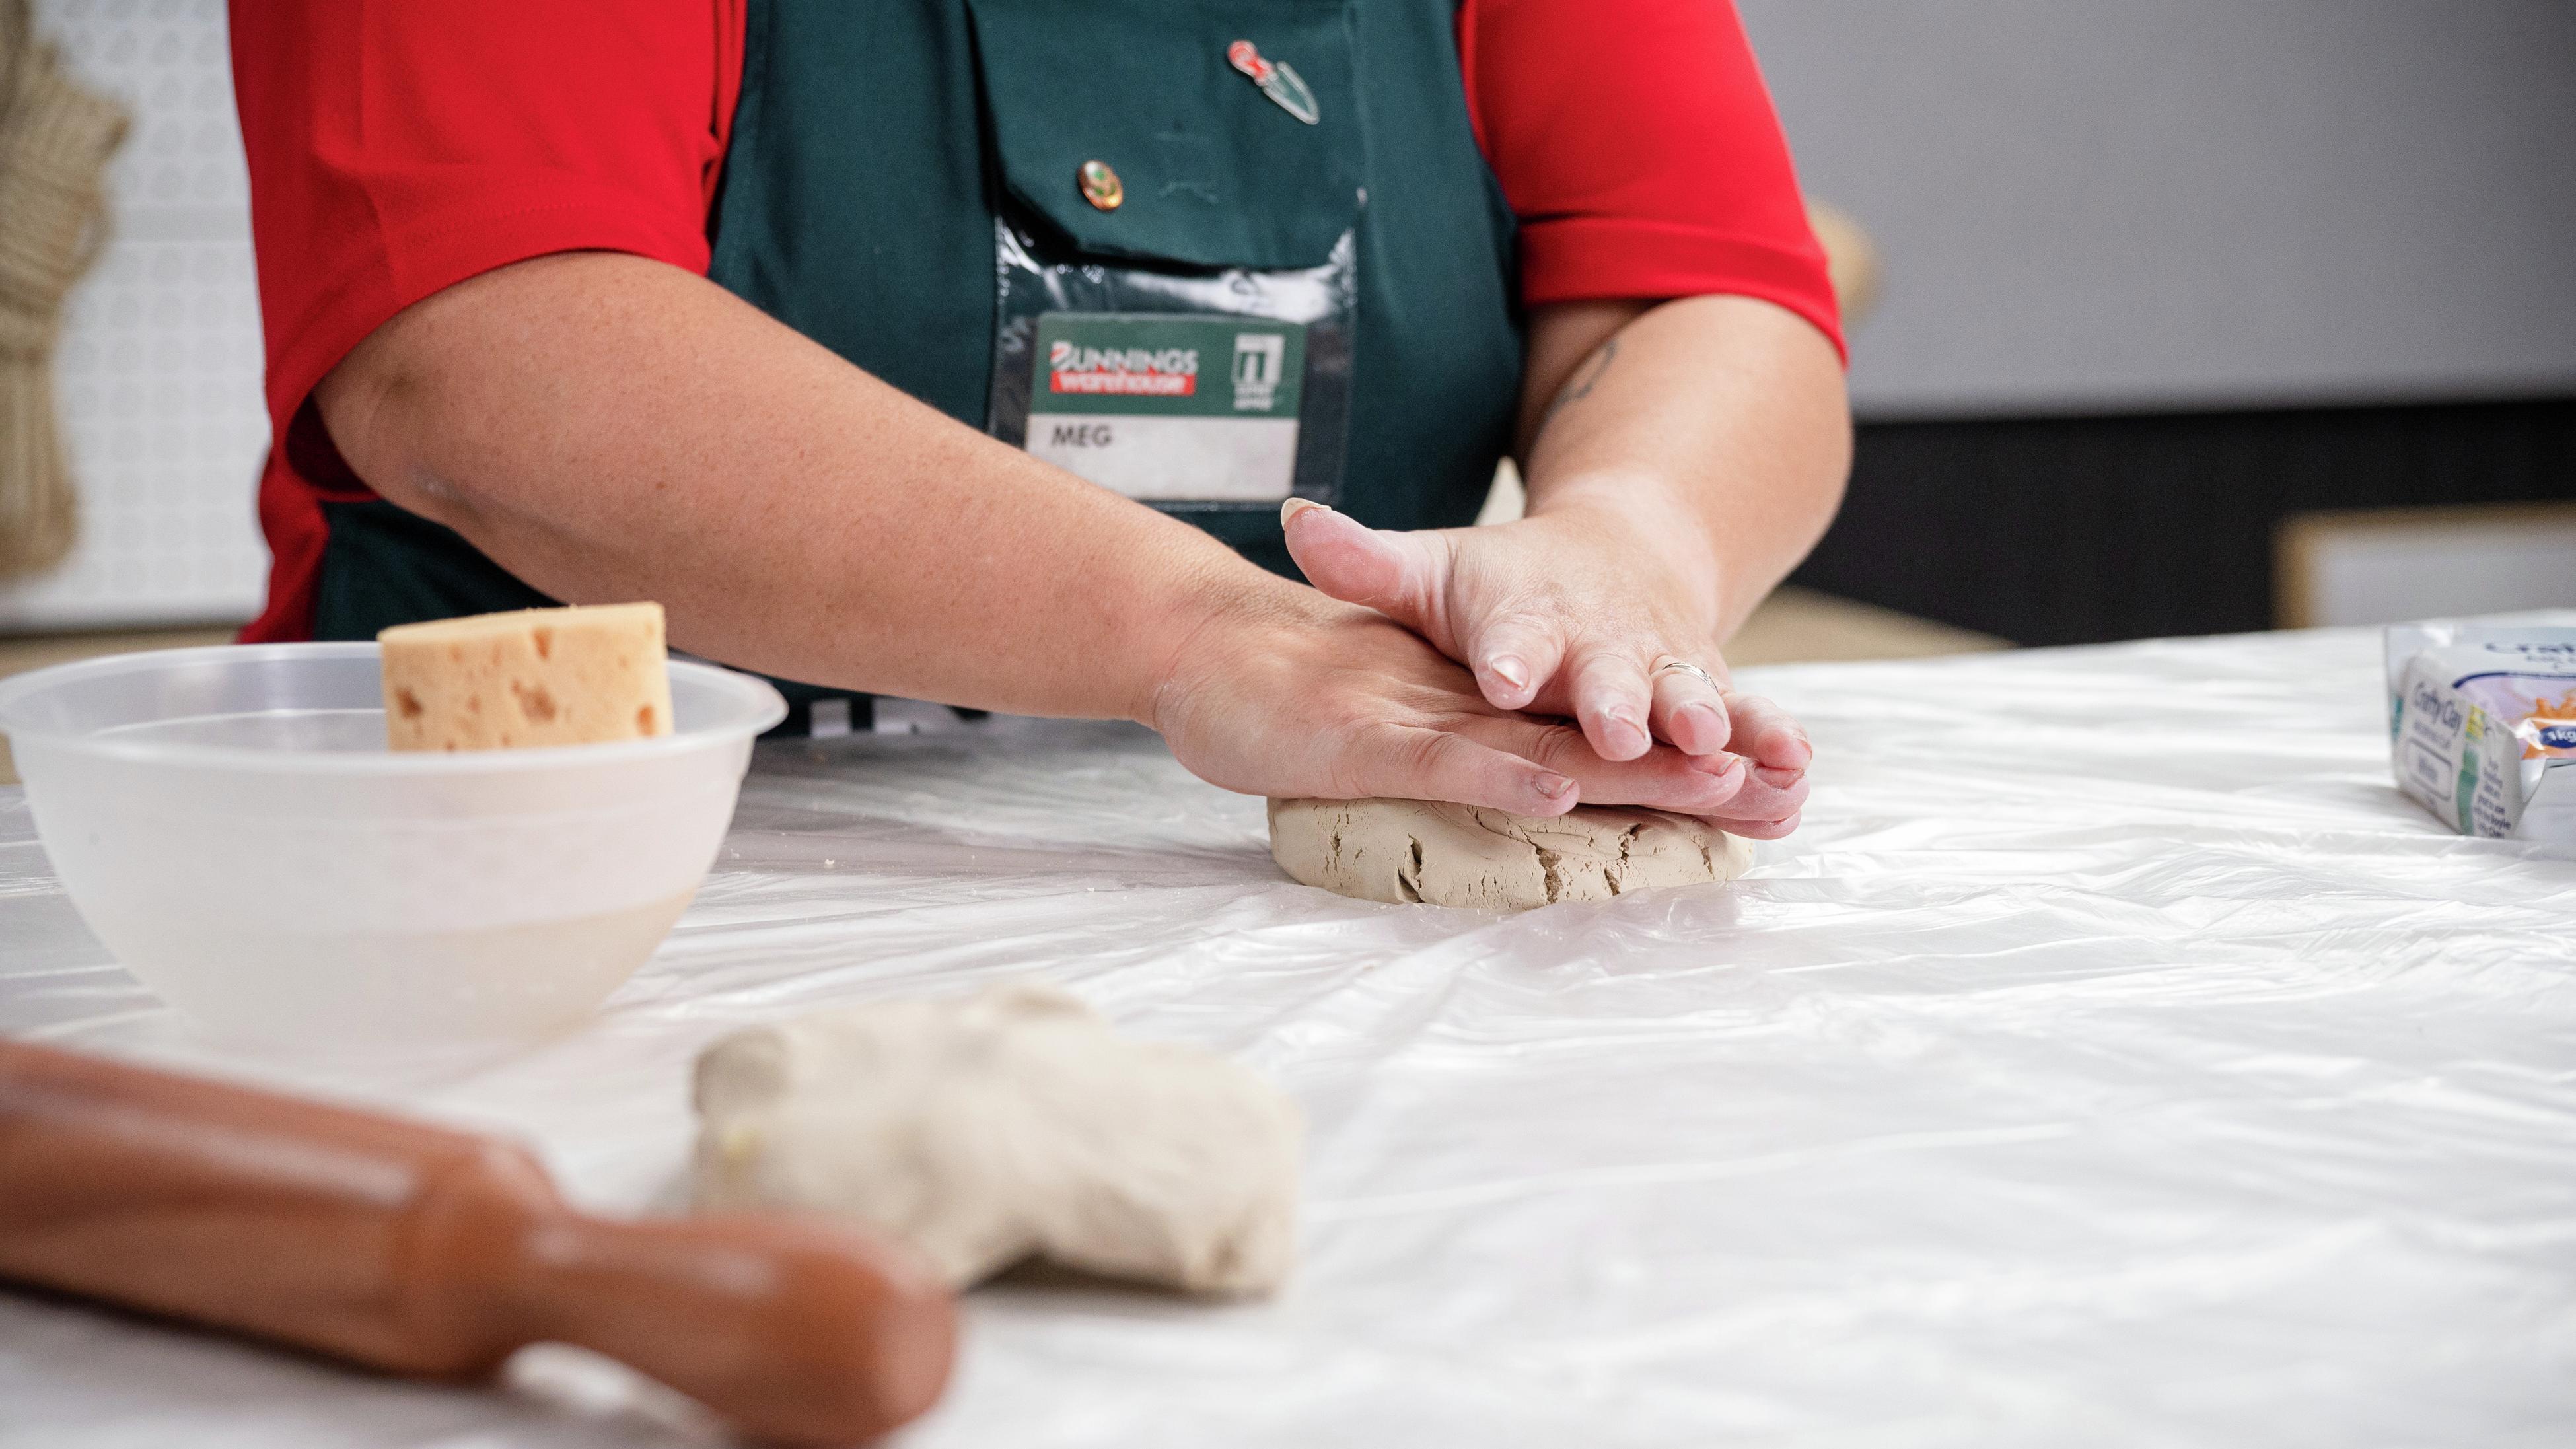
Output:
[{"xmin": 316, "ymin": 0, "xmax": 1522, "ymax": 730}]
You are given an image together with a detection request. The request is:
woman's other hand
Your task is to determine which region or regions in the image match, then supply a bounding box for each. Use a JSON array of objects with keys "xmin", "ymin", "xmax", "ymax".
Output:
[
  {"xmin": 1144, "ymin": 583, "xmax": 1757, "ymax": 822},
  {"xmin": 1279, "ymin": 501, "xmax": 1807, "ymax": 838},
  {"xmin": 1273, "ymin": 293, "xmax": 1847, "ymax": 839}
]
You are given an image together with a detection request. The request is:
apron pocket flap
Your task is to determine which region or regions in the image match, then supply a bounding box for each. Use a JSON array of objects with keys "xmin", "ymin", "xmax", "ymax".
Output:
[{"xmin": 966, "ymin": 0, "xmax": 1361, "ymax": 271}]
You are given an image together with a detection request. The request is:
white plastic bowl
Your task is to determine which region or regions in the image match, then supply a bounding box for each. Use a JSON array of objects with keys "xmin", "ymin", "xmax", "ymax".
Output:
[{"xmin": 0, "ymin": 643, "xmax": 785, "ymax": 1047}]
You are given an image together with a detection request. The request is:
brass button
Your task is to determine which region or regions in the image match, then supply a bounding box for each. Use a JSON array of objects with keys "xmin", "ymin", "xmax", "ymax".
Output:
[{"xmin": 1078, "ymin": 159, "xmax": 1124, "ymax": 211}]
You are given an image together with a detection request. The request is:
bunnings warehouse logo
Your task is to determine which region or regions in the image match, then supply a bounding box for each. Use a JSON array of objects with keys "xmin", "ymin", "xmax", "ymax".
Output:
[
  {"xmin": 1031, "ymin": 313, "xmax": 1305, "ymax": 419},
  {"xmin": 1047, "ymin": 341, "xmax": 1199, "ymax": 396}
]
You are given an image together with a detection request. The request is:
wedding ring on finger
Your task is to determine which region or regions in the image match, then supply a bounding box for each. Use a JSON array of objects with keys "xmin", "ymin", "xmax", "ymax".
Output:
[{"xmin": 1651, "ymin": 658, "xmax": 1720, "ymax": 691}]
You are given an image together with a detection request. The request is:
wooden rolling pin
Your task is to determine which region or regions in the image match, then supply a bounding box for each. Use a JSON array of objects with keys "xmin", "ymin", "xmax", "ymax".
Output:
[{"xmin": 0, "ymin": 1038, "xmax": 955, "ymax": 1444}]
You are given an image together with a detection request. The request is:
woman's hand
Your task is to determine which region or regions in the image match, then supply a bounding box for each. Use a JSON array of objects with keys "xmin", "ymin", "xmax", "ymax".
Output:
[
  {"xmin": 1145, "ymin": 581, "xmax": 1760, "ymax": 821},
  {"xmin": 1279, "ymin": 497, "xmax": 1810, "ymax": 838}
]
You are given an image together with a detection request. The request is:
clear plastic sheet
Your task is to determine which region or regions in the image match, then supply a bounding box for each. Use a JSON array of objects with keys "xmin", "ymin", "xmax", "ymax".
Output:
[{"xmin": 3, "ymin": 625, "xmax": 2573, "ymax": 1446}]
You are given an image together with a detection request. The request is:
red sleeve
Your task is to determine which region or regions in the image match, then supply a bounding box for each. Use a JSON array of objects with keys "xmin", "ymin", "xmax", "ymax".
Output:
[
  {"xmin": 228, "ymin": 1, "xmax": 742, "ymax": 641},
  {"xmin": 1457, "ymin": 0, "xmax": 1844, "ymax": 360}
]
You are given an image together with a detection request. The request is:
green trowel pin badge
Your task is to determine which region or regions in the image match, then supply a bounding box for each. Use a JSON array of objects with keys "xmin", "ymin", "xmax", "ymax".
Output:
[{"xmin": 1227, "ymin": 39, "xmax": 1320, "ymax": 125}]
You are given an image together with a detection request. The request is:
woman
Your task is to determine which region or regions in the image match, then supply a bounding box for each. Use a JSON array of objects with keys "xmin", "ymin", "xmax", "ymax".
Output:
[{"xmin": 228, "ymin": 0, "xmax": 1848, "ymax": 838}]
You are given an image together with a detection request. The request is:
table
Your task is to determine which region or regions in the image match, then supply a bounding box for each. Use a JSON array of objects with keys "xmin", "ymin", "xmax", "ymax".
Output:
[{"xmin": 3, "ymin": 627, "xmax": 2571, "ymax": 1446}]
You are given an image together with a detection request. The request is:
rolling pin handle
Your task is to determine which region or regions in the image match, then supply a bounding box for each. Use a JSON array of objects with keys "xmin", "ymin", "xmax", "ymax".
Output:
[{"xmin": 414, "ymin": 1149, "xmax": 956, "ymax": 1446}]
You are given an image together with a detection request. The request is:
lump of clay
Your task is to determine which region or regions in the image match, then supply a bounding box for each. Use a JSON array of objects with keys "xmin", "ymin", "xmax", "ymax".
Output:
[
  {"xmin": 1268, "ymin": 797, "xmax": 1751, "ymax": 910},
  {"xmin": 693, "ymin": 984, "xmax": 1301, "ymax": 1296}
]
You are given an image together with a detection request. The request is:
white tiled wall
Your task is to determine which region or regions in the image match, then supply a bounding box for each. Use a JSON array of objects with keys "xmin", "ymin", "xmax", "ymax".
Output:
[{"xmin": 1, "ymin": 0, "xmax": 268, "ymax": 632}]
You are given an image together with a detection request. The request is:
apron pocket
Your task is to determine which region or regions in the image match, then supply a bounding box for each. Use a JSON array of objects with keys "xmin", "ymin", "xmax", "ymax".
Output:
[{"xmin": 968, "ymin": 0, "xmax": 1362, "ymax": 513}]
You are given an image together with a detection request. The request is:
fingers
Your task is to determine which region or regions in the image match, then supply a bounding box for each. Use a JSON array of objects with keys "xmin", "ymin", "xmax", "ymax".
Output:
[
  {"xmin": 1553, "ymin": 647, "xmax": 1748, "ymax": 766},
  {"xmin": 1461, "ymin": 612, "xmax": 1565, "ymax": 714},
  {"xmin": 1343, "ymin": 714, "xmax": 1804, "ymax": 835},
  {"xmin": 1647, "ymin": 658, "xmax": 1732, "ymax": 757},
  {"xmin": 1564, "ymin": 649, "xmax": 1655, "ymax": 763},
  {"xmin": 1723, "ymin": 691, "xmax": 1811, "ymax": 771},
  {"xmin": 1713, "ymin": 811, "xmax": 1801, "ymax": 841},
  {"xmin": 1347, "ymin": 723, "xmax": 1581, "ymax": 817},
  {"xmin": 1705, "ymin": 763, "xmax": 1808, "ymax": 828},
  {"xmin": 1463, "ymin": 715, "xmax": 1750, "ymax": 816},
  {"xmin": 1280, "ymin": 501, "xmax": 1445, "ymax": 640},
  {"xmin": 1692, "ymin": 698, "xmax": 1808, "ymax": 835}
]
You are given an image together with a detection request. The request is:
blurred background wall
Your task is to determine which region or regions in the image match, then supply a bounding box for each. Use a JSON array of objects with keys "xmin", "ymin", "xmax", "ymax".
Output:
[
  {"xmin": 1743, "ymin": 0, "xmax": 2576, "ymax": 643},
  {"xmin": 1, "ymin": 0, "xmax": 2569, "ymax": 645},
  {"xmin": 1746, "ymin": 0, "xmax": 2576, "ymax": 417}
]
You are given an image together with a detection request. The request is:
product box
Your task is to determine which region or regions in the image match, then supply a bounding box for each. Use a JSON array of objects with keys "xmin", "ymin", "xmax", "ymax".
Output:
[{"xmin": 2384, "ymin": 615, "xmax": 2576, "ymax": 845}]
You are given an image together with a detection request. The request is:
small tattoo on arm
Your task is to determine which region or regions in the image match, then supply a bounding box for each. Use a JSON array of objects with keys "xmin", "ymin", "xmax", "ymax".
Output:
[{"xmin": 1542, "ymin": 336, "xmax": 1618, "ymax": 428}]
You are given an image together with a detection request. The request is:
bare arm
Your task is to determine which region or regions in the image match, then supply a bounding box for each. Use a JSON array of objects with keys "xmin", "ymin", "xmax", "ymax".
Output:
[
  {"xmin": 316, "ymin": 251, "xmax": 1252, "ymax": 722},
  {"xmin": 1514, "ymin": 294, "xmax": 1849, "ymax": 641},
  {"xmin": 314, "ymin": 250, "xmax": 1752, "ymax": 822}
]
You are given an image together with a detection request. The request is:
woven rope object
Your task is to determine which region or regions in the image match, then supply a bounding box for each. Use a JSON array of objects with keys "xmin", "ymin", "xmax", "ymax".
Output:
[{"xmin": 0, "ymin": 0, "xmax": 127, "ymax": 581}]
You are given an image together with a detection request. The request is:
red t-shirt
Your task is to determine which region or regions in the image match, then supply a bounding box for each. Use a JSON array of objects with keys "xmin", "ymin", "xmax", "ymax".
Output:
[{"xmin": 228, "ymin": 0, "xmax": 1842, "ymax": 642}]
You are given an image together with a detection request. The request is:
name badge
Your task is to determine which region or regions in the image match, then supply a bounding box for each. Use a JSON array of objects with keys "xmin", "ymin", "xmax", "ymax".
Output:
[
  {"xmin": 985, "ymin": 217, "xmax": 1353, "ymax": 514},
  {"xmin": 1023, "ymin": 314, "xmax": 1306, "ymax": 503}
]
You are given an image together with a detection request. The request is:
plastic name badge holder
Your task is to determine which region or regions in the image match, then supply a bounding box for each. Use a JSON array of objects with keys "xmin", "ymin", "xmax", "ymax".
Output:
[{"xmin": 970, "ymin": 0, "xmax": 1361, "ymax": 516}]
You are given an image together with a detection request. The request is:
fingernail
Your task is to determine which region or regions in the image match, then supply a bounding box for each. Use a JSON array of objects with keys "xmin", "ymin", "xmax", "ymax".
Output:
[
  {"xmin": 1536, "ymin": 773, "xmax": 1575, "ymax": 801},
  {"xmin": 1279, "ymin": 498, "xmax": 1328, "ymax": 526},
  {"xmin": 1490, "ymin": 656, "xmax": 1529, "ymax": 691},
  {"xmin": 1681, "ymin": 701, "xmax": 1725, "ymax": 745},
  {"xmin": 1607, "ymin": 710, "xmax": 1647, "ymax": 756}
]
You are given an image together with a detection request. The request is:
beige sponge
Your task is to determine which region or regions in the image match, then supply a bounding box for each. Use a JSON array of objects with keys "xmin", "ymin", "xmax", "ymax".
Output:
[{"xmin": 379, "ymin": 602, "xmax": 673, "ymax": 752}]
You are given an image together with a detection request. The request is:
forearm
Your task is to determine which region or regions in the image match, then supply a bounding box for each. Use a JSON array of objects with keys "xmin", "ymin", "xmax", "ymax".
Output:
[
  {"xmin": 1515, "ymin": 295, "xmax": 1851, "ymax": 640},
  {"xmin": 316, "ymin": 252, "xmax": 1282, "ymax": 721}
]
